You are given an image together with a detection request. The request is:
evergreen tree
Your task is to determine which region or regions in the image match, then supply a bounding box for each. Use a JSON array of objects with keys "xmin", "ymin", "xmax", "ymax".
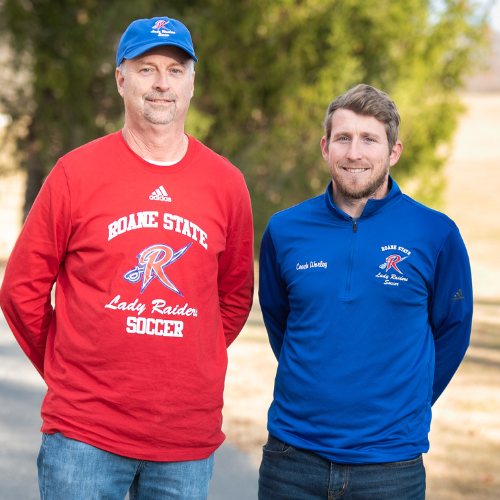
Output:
[{"xmin": 0, "ymin": 0, "xmax": 489, "ymax": 244}]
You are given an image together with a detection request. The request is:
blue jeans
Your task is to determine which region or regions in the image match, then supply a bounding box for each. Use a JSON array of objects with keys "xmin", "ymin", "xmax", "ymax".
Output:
[
  {"xmin": 258, "ymin": 434, "xmax": 425, "ymax": 500},
  {"xmin": 37, "ymin": 433, "xmax": 214, "ymax": 500}
]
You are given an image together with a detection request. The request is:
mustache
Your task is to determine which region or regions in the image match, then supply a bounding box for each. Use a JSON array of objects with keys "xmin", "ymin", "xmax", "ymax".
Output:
[{"xmin": 144, "ymin": 91, "xmax": 177, "ymax": 101}]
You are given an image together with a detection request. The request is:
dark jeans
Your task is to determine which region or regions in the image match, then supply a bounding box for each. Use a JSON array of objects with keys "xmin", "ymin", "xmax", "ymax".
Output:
[{"xmin": 258, "ymin": 434, "xmax": 425, "ymax": 500}]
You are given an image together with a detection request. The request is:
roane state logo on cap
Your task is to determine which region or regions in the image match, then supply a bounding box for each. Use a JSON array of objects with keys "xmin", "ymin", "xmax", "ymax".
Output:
[{"xmin": 151, "ymin": 19, "xmax": 175, "ymax": 37}]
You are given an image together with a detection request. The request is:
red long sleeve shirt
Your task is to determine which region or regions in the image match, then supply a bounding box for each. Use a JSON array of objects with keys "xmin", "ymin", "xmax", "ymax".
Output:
[{"xmin": 0, "ymin": 132, "xmax": 254, "ymax": 461}]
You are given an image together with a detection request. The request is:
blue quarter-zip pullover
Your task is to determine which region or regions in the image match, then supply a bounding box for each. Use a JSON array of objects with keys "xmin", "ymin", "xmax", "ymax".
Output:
[{"xmin": 259, "ymin": 178, "xmax": 472, "ymax": 464}]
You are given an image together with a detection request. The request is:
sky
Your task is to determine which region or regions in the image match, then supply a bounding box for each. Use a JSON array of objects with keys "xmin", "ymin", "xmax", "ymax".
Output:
[
  {"xmin": 455, "ymin": 0, "xmax": 499, "ymax": 30},
  {"xmin": 477, "ymin": 0, "xmax": 500, "ymax": 31},
  {"xmin": 433, "ymin": 0, "xmax": 500, "ymax": 30},
  {"xmin": 491, "ymin": 4, "xmax": 500, "ymax": 31}
]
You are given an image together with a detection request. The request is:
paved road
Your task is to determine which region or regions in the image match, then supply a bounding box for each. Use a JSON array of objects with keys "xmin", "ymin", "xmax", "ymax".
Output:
[{"xmin": 0, "ymin": 315, "xmax": 258, "ymax": 500}]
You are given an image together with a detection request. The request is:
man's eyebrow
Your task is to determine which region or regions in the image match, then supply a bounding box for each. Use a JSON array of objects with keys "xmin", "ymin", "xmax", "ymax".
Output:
[
  {"xmin": 134, "ymin": 57, "xmax": 156, "ymax": 66},
  {"xmin": 331, "ymin": 130, "xmax": 382, "ymax": 139},
  {"xmin": 134, "ymin": 57, "xmax": 187, "ymax": 66},
  {"xmin": 361, "ymin": 131, "xmax": 382, "ymax": 139}
]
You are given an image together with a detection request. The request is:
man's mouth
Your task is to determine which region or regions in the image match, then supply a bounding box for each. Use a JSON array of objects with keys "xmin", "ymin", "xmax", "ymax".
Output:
[
  {"xmin": 145, "ymin": 93, "xmax": 177, "ymax": 104},
  {"xmin": 344, "ymin": 168, "xmax": 368, "ymax": 173},
  {"xmin": 147, "ymin": 98, "xmax": 173, "ymax": 103}
]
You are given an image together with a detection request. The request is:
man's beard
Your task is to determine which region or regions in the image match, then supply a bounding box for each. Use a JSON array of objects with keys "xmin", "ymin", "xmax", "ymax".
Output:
[
  {"xmin": 143, "ymin": 91, "xmax": 177, "ymax": 125},
  {"xmin": 333, "ymin": 160, "xmax": 390, "ymax": 200}
]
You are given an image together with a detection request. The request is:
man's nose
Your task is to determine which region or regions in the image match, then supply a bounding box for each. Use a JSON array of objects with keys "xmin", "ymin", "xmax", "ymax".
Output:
[
  {"xmin": 346, "ymin": 140, "xmax": 363, "ymax": 161},
  {"xmin": 153, "ymin": 71, "xmax": 171, "ymax": 91}
]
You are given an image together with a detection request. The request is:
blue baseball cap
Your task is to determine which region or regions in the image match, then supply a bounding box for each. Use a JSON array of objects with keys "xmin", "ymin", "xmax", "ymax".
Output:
[{"xmin": 116, "ymin": 17, "xmax": 197, "ymax": 67}]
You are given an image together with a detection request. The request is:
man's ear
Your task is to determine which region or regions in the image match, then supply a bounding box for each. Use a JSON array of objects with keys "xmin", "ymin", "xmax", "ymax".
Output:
[
  {"xmin": 389, "ymin": 140, "xmax": 403, "ymax": 168},
  {"xmin": 320, "ymin": 136, "xmax": 329, "ymax": 163},
  {"xmin": 116, "ymin": 67, "xmax": 125, "ymax": 99}
]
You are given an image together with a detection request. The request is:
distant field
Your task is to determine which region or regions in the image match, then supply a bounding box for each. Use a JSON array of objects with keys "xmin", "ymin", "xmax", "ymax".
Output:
[{"xmin": 443, "ymin": 93, "xmax": 500, "ymax": 299}]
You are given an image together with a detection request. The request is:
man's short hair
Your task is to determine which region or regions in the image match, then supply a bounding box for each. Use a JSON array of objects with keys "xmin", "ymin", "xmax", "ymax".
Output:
[{"xmin": 322, "ymin": 84, "xmax": 401, "ymax": 151}]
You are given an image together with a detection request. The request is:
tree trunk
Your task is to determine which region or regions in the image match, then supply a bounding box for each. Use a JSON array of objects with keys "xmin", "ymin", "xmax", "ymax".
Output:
[
  {"xmin": 22, "ymin": 122, "xmax": 46, "ymax": 222},
  {"xmin": 22, "ymin": 152, "xmax": 45, "ymax": 222}
]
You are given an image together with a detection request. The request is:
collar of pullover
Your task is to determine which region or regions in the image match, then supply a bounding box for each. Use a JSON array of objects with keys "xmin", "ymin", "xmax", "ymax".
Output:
[{"xmin": 324, "ymin": 176, "xmax": 402, "ymax": 221}]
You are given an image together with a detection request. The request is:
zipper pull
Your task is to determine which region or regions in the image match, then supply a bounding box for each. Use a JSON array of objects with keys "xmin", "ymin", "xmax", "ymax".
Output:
[{"xmin": 353, "ymin": 219, "xmax": 358, "ymax": 233}]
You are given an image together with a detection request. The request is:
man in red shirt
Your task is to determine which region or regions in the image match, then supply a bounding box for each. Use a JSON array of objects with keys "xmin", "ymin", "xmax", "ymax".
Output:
[{"xmin": 0, "ymin": 16, "xmax": 254, "ymax": 500}]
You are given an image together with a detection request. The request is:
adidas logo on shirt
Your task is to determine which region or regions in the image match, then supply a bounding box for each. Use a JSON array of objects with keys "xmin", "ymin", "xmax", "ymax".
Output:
[
  {"xmin": 149, "ymin": 186, "xmax": 171, "ymax": 202},
  {"xmin": 451, "ymin": 289, "xmax": 465, "ymax": 302}
]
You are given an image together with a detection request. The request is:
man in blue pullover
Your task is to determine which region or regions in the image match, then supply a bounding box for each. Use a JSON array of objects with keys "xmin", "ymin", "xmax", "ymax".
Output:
[{"xmin": 258, "ymin": 84, "xmax": 473, "ymax": 500}]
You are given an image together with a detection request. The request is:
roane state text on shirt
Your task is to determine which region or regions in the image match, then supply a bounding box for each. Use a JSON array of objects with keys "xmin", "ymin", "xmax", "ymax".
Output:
[{"xmin": 107, "ymin": 211, "xmax": 208, "ymax": 250}]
